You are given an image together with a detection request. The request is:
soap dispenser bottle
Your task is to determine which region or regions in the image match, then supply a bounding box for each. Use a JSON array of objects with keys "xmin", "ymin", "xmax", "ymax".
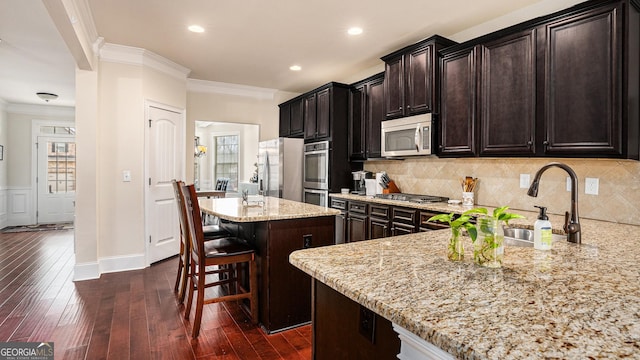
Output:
[{"xmin": 534, "ymin": 206, "xmax": 552, "ymax": 250}]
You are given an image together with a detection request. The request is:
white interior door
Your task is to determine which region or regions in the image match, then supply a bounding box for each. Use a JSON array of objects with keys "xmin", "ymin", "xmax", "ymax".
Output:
[
  {"xmin": 37, "ymin": 136, "xmax": 76, "ymax": 224},
  {"xmin": 146, "ymin": 105, "xmax": 184, "ymax": 264}
]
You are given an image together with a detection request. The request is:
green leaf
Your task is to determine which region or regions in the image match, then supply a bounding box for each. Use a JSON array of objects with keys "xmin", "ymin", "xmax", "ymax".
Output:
[
  {"xmin": 427, "ymin": 213, "xmax": 453, "ymax": 224},
  {"xmin": 467, "ymin": 207, "xmax": 488, "ymax": 216},
  {"xmin": 463, "ymin": 223, "xmax": 477, "ymax": 242}
]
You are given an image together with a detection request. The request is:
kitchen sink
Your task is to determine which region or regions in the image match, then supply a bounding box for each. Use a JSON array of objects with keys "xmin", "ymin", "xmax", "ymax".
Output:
[{"xmin": 503, "ymin": 227, "xmax": 564, "ymax": 247}]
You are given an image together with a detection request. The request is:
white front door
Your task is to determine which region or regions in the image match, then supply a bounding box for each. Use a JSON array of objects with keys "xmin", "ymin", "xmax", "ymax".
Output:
[
  {"xmin": 146, "ymin": 104, "xmax": 184, "ymax": 264},
  {"xmin": 37, "ymin": 136, "xmax": 76, "ymax": 224}
]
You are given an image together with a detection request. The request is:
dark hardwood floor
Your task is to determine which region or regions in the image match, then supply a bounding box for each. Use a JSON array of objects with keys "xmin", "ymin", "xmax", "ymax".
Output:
[{"xmin": 0, "ymin": 229, "xmax": 312, "ymax": 359}]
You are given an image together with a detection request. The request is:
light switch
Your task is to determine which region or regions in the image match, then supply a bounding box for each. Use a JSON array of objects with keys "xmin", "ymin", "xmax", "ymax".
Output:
[
  {"xmin": 519, "ymin": 174, "xmax": 530, "ymax": 189},
  {"xmin": 123, "ymin": 170, "xmax": 132, "ymax": 182}
]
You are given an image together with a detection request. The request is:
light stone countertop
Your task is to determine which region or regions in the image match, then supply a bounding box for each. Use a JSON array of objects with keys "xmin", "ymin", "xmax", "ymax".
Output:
[
  {"xmin": 199, "ymin": 196, "xmax": 340, "ymax": 222},
  {"xmin": 290, "ymin": 214, "xmax": 640, "ymax": 359}
]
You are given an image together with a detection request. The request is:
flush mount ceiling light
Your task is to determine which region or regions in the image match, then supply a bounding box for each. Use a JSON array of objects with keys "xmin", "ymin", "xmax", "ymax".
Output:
[
  {"xmin": 36, "ymin": 92, "xmax": 58, "ymax": 102},
  {"xmin": 188, "ymin": 25, "xmax": 205, "ymax": 33},
  {"xmin": 347, "ymin": 27, "xmax": 363, "ymax": 35},
  {"xmin": 289, "ymin": 65, "xmax": 302, "ymax": 71}
]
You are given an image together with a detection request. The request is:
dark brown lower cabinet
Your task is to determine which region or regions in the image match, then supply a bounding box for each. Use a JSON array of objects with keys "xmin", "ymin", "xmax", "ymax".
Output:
[
  {"xmin": 313, "ymin": 280, "xmax": 401, "ymax": 360},
  {"xmin": 236, "ymin": 216, "xmax": 335, "ymax": 333},
  {"xmin": 348, "ymin": 214, "xmax": 368, "ymax": 242}
]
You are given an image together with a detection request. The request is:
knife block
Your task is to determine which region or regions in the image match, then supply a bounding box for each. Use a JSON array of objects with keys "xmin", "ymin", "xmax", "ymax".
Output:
[{"xmin": 383, "ymin": 181, "xmax": 400, "ymax": 194}]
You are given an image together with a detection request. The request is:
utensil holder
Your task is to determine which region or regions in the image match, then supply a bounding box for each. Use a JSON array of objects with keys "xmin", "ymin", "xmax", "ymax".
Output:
[
  {"xmin": 383, "ymin": 181, "xmax": 401, "ymax": 194},
  {"xmin": 462, "ymin": 191, "xmax": 475, "ymax": 206}
]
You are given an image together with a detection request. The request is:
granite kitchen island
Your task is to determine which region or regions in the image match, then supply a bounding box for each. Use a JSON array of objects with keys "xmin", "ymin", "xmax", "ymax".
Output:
[
  {"xmin": 290, "ymin": 212, "xmax": 640, "ymax": 359},
  {"xmin": 199, "ymin": 196, "xmax": 339, "ymax": 333}
]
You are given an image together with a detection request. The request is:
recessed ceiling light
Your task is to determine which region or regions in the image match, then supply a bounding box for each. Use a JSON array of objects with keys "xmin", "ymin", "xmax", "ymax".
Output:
[
  {"xmin": 289, "ymin": 65, "xmax": 302, "ymax": 71},
  {"xmin": 188, "ymin": 25, "xmax": 205, "ymax": 33},
  {"xmin": 347, "ymin": 27, "xmax": 363, "ymax": 36}
]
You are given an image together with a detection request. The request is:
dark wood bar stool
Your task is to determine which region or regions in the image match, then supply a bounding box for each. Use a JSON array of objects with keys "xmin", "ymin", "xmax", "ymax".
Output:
[
  {"xmin": 181, "ymin": 183, "xmax": 258, "ymax": 338},
  {"xmin": 171, "ymin": 180, "xmax": 230, "ymax": 304}
]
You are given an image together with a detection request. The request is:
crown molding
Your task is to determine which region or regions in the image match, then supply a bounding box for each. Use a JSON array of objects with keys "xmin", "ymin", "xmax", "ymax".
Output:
[
  {"xmin": 98, "ymin": 42, "xmax": 191, "ymax": 80},
  {"xmin": 5, "ymin": 103, "xmax": 75, "ymax": 118},
  {"xmin": 187, "ymin": 78, "xmax": 278, "ymax": 100}
]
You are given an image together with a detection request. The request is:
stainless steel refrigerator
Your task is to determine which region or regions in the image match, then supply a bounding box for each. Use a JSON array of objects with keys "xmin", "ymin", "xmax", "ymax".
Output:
[{"xmin": 258, "ymin": 138, "xmax": 304, "ymax": 201}]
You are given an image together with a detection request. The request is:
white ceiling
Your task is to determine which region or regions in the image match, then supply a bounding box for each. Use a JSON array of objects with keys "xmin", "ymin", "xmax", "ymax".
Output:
[{"xmin": 0, "ymin": 0, "xmax": 578, "ymax": 108}]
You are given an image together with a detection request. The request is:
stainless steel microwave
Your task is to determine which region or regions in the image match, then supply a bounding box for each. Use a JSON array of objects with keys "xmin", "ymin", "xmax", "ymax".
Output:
[{"xmin": 381, "ymin": 114, "xmax": 432, "ymax": 157}]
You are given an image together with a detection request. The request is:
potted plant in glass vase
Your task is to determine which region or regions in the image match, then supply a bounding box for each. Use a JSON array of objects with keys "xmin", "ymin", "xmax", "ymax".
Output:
[
  {"xmin": 428, "ymin": 209, "xmax": 480, "ymax": 261},
  {"xmin": 472, "ymin": 206, "xmax": 525, "ymax": 268}
]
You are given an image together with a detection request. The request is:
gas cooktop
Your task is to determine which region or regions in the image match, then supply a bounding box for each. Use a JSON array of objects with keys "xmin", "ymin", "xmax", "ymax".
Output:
[{"xmin": 374, "ymin": 193, "xmax": 449, "ymax": 204}]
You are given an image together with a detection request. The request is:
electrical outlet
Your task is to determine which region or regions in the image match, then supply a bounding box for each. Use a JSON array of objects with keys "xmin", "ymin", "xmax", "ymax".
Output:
[
  {"xmin": 519, "ymin": 174, "xmax": 530, "ymax": 189},
  {"xmin": 303, "ymin": 234, "xmax": 312, "ymax": 248},
  {"xmin": 585, "ymin": 177, "xmax": 599, "ymax": 195},
  {"xmin": 566, "ymin": 177, "xmax": 571, "ymax": 192}
]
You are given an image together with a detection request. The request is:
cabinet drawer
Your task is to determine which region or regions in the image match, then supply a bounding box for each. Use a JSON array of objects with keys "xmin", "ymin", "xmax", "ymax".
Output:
[
  {"xmin": 369, "ymin": 205, "xmax": 390, "ymax": 219},
  {"xmin": 391, "ymin": 207, "xmax": 417, "ymax": 225},
  {"xmin": 419, "ymin": 211, "xmax": 450, "ymax": 231},
  {"xmin": 331, "ymin": 198, "xmax": 347, "ymax": 210},
  {"xmin": 348, "ymin": 202, "xmax": 368, "ymax": 215}
]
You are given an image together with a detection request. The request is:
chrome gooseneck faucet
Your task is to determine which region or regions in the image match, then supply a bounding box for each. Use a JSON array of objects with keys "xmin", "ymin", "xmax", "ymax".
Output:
[{"xmin": 527, "ymin": 162, "xmax": 581, "ymax": 244}]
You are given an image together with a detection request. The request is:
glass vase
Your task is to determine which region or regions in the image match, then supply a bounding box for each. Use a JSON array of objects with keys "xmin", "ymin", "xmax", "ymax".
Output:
[
  {"xmin": 447, "ymin": 228, "xmax": 464, "ymax": 261},
  {"xmin": 473, "ymin": 217, "xmax": 504, "ymax": 268}
]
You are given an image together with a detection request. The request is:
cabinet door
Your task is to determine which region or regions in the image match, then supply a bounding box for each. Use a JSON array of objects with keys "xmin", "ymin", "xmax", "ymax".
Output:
[
  {"xmin": 347, "ymin": 214, "xmax": 367, "ymax": 242},
  {"xmin": 391, "ymin": 223, "xmax": 414, "ymax": 236},
  {"xmin": 316, "ymin": 88, "xmax": 332, "ymax": 139},
  {"xmin": 304, "ymin": 93, "xmax": 317, "ymax": 139},
  {"xmin": 384, "ymin": 55, "xmax": 404, "ymax": 119},
  {"xmin": 479, "ymin": 29, "xmax": 536, "ymax": 156},
  {"xmin": 335, "ymin": 212, "xmax": 347, "ymax": 244},
  {"xmin": 543, "ymin": 3, "xmax": 622, "ymax": 156},
  {"xmin": 349, "ymin": 85, "xmax": 366, "ymax": 160},
  {"xmin": 279, "ymin": 103, "xmax": 291, "ymax": 137},
  {"xmin": 290, "ymin": 98, "xmax": 304, "ymax": 137},
  {"xmin": 406, "ymin": 44, "xmax": 432, "ymax": 115},
  {"xmin": 369, "ymin": 218, "xmax": 389, "ymax": 239},
  {"xmin": 367, "ymin": 77, "xmax": 385, "ymax": 158},
  {"xmin": 440, "ymin": 47, "xmax": 477, "ymax": 156}
]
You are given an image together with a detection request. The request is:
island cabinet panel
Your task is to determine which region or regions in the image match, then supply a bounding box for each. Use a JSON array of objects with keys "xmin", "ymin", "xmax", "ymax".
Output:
[
  {"xmin": 479, "ymin": 29, "xmax": 537, "ymax": 156},
  {"xmin": 313, "ymin": 280, "xmax": 401, "ymax": 360},
  {"xmin": 542, "ymin": 2, "xmax": 623, "ymax": 156},
  {"xmin": 248, "ymin": 216, "xmax": 335, "ymax": 333}
]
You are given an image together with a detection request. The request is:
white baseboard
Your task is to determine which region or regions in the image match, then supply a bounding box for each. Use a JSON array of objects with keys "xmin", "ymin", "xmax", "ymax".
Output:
[
  {"xmin": 99, "ymin": 253, "xmax": 146, "ymax": 274},
  {"xmin": 73, "ymin": 261, "xmax": 100, "ymax": 281},
  {"xmin": 73, "ymin": 253, "xmax": 147, "ymax": 281}
]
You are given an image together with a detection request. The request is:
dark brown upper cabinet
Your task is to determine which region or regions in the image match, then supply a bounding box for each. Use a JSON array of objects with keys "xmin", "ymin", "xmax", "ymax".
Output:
[
  {"xmin": 279, "ymin": 97, "xmax": 304, "ymax": 138},
  {"xmin": 439, "ymin": 0, "xmax": 639, "ymax": 159},
  {"xmin": 440, "ymin": 46, "xmax": 477, "ymax": 156},
  {"xmin": 349, "ymin": 73, "xmax": 385, "ymax": 160},
  {"xmin": 381, "ymin": 36, "xmax": 457, "ymax": 120},
  {"xmin": 303, "ymin": 83, "xmax": 350, "ymax": 143},
  {"xmin": 479, "ymin": 29, "xmax": 537, "ymax": 156},
  {"xmin": 542, "ymin": 1, "xmax": 632, "ymax": 157}
]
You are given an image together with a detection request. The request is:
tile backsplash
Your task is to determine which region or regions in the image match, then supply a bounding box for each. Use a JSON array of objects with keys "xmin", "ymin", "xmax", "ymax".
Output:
[{"xmin": 364, "ymin": 157, "xmax": 640, "ymax": 225}]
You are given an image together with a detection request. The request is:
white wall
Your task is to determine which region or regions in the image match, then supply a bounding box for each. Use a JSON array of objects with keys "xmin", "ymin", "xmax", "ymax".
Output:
[
  {"xmin": 0, "ymin": 102, "xmax": 7, "ymax": 228},
  {"xmin": 73, "ymin": 51, "xmax": 188, "ymax": 280},
  {"xmin": 185, "ymin": 89, "xmax": 298, "ymax": 182},
  {"xmin": 195, "ymin": 122, "xmax": 260, "ymax": 190}
]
